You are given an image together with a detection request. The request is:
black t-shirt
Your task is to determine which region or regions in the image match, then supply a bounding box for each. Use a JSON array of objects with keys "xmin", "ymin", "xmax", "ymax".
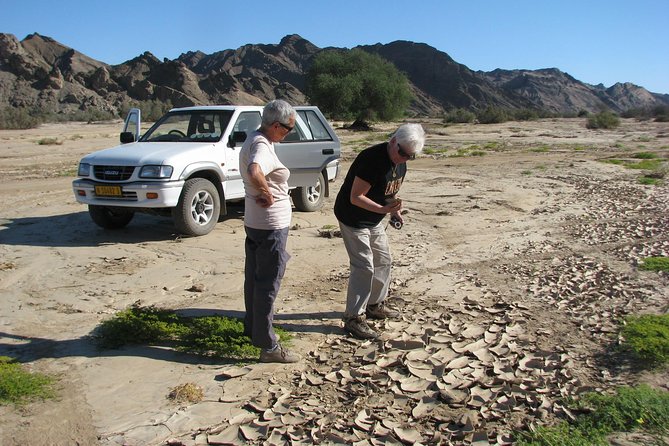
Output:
[{"xmin": 334, "ymin": 143, "xmax": 406, "ymax": 228}]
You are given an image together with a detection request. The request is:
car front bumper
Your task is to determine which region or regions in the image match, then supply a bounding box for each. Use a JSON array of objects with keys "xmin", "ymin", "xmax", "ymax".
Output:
[{"xmin": 72, "ymin": 179, "xmax": 185, "ymax": 208}]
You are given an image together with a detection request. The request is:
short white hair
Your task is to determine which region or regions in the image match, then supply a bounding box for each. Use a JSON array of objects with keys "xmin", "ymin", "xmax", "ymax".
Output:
[
  {"xmin": 394, "ymin": 123, "xmax": 425, "ymax": 154},
  {"xmin": 261, "ymin": 99, "xmax": 296, "ymax": 128}
]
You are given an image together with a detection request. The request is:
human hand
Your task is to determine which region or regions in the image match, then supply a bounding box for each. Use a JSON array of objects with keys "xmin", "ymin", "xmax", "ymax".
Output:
[
  {"xmin": 384, "ymin": 197, "xmax": 402, "ymax": 214},
  {"xmin": 256, "ymin": 189, "xmax": 274, "ymax": 208}
]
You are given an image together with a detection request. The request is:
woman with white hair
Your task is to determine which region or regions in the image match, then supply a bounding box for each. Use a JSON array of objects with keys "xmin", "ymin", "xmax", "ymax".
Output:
[{"xmin": 240, "ymin": 99, "xmax": 299, "ymax": 363}]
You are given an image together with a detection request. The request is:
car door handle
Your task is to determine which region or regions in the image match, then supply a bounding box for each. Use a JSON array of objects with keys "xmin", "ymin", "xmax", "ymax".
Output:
[{"xmin": 322, "ymin": 148, "xmax": 334, "ymax": 155}]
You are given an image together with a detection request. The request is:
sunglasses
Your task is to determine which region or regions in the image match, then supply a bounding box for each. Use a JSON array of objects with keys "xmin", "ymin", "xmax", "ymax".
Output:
[
  {"xmin": 277, "ymin": 121, "xmax": 294, "ymax": 132},
  {"xmin": 397, "ymin": 143, "xmax": 415, "ymax": 160}
]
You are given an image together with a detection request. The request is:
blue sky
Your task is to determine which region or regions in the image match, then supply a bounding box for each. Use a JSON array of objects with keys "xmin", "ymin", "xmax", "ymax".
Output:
[{"xmin": 2, "ymin": 0, "xmax": 668, "ymax": 94}]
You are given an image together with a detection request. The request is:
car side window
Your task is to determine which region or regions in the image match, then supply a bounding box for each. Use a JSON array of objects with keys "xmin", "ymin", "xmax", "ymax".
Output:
[
  {"xmin": 191, "ymin": 113, "xmax": 221, "ymax": 141},
  {"xmin": 281, "ymin": 118, "xmax": 306, "ymax": 142},
  {"xmin": 233, "ymin": 112, "xmax": 262, "ymax": 135},
  {"xmin": 300, "ymin": 110, "xmax": 333, "ymax": 141}
]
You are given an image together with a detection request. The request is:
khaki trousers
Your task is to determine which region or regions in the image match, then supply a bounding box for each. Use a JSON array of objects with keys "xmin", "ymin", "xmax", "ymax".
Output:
[{"xmin": 338, "ymin": 221, "xmax": 392, "ymax": 318}]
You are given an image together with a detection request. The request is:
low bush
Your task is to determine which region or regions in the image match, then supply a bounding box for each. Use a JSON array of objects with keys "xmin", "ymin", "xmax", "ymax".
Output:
[
  {"xmin": 0, "ymin": 107, "xmax": 42, "ymax": 129},
  {"xmin": 516, "ymin": 385, "xmax": 669, "ymax": 445},
  {"xmin": 443, "ymin": 108, "xmax": 476, "ymax": 124},
  {"xmin": 476, "ymin": 106, "xmax": 510, "ymax": 124},
  {"xmin": 37, "ymin": 138, "xmax": 62, "ymax": 145},
  {"xmin": 638, "ymin": 176, "xmax": 663, "ymax": 185},
  {"xmin": 631, "ymin": 152, "xmax": 658, "ymax": 159},
  {"xmin": 640, "ymin": 257, "xmax": 669, "ymax": 272},
  {"xmin": 586, "ymin": 110, "xmax": 621, "ymax": 129},
  {"xmin": 620, "ymin": 313, "xmax": 669, "ymax": 364},
  {"xmin": 511, "ymin": 108, "xmax": 539, "ymax": 121},
  {"xmin": 96, "ymin": 305, "xmax": 291, "ymax": 360},
  {"xmin": 576, "ymin": 385, "xmax": 669, "ymax": 434},
  {"xmin": 119, "ymin": 99, "xmax": 173, "ymax": 122},
  {"xmin": 0, "ymin": 356, "xmax": 55, "ymax": 405}
]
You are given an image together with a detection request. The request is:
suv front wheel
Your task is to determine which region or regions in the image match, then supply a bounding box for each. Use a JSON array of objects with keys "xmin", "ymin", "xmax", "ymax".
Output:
[{"xmin": 173, "ymin": 178, "xmax": 221, "ymax": 236}]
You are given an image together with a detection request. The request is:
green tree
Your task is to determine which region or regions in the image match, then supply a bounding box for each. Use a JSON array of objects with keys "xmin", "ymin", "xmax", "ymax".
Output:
[{"xmin": 307, "ymin": 49, "xmax": 412, "ymax": 123}]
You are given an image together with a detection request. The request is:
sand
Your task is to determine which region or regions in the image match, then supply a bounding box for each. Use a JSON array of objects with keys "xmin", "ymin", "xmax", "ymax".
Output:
[{"xmin": 0, "ymin": 117, "xmax": 667, "ymax": 445}]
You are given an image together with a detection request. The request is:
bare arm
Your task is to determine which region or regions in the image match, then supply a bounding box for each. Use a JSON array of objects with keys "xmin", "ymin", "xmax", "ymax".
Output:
[
  {"xmin": 248, "ymin": 163, "xmax": 273, "ymax": 208},
  {"xmin": 350, "ymin": 176, "xmax": 401, "ymax": 215}
]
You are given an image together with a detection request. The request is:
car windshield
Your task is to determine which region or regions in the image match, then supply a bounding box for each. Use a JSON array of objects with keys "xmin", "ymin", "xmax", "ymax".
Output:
[{"xmin": 140, "ymin": 110, "xmax": 233, "ymax": 143}]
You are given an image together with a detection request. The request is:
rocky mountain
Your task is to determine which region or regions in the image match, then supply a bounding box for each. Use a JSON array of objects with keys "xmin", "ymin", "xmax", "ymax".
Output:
[{"xmin": 1, "ymin": 32, "xmax": 667, "ymax": 118}]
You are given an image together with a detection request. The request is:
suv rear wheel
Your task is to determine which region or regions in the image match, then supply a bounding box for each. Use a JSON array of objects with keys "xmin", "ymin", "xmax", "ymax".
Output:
[
  {"xmin": 88, "ymin": 205, "xmax": 134, "ymax": 229},
  {"xmin": 292, "ymin": 171, "xmax": 325, "ymax": 212},
  {"xmin": 173, "ymin": 178, "xmax": 220, "ymax": 236}
]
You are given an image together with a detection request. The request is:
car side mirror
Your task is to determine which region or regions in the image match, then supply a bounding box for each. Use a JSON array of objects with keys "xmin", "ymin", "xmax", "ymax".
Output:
[
  {"xmin": 227, "ymin": 131, "xmax": 247, "ymax": 148},
  {"xmin": 120, "ymin": 132, "xmax": 135, "ymax": 144}
]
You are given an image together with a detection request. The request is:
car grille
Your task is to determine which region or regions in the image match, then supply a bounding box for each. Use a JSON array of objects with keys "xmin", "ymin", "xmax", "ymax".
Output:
[{"xmin": 93, "ymin": 165, "xmax": 135, "ymax": 181}]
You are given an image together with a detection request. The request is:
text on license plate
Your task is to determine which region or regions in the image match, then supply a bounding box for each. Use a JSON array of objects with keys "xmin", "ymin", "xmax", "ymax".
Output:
[{"xmin": 95, "ymin": 185, "xmax": 122, "ymax": 197}]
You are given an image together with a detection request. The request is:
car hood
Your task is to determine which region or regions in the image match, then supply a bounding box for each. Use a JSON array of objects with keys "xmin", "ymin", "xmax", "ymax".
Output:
[{"xmin": 79, "ymin": 142, "xmax": 217, "ymax": 166}]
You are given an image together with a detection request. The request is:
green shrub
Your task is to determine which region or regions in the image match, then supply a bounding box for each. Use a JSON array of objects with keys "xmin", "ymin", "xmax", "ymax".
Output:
[
  {"xmin": 632, "ymin": 152, "xmax": 658, "ymax": 159},
  {"xmin": 586, "ymin": 110, "xmax": 621, "ymax": 129},
  {"xmin": 515, "ymin": 421, "xmax": 605, "ymax": 446},
  {"xmin": 515, "ymin": 385, "xmax": 669, "ymax": 445},
  {"xmin": 575, "ymin": 385, "xmax": 669, "ymax": 433},
  {"xmin": 620, "ymin": 314, "xmax": 669, "ymax": 364},
  {"xmin": 96, "ymin": 305, "xmax": 187, "ymax": 348},
  {"xmin": 511, "ymin": 108, "xmax": 539, "ymax": 121},
  {"xmin": 119, "ymin": 99, "xmax": 173, "ymax": 122},
  {"xmin": 180, "ymin": 316, "xmax": 261, "ymax": 358},
  {"xmin": 0, "ymin": 357, "xmax": 55, "ymax": 405},
  {"xmin": 0, "ymin": 107, "xmax": 42, "ymax": 129},
  {"xmin": 652, "ymin": 105, "xmax": 669, "ymax": 122},
  {"xmin": 443, "ymin": 108, "xmax": 476, "ymax": 123},
  {"xmin": 638, "ymin": 176, "xmax": 663, "ymax": 185},
  {"xmin": 640, "ymin": 257, "xmax": 669, "ymax": 272},
  {"xmin": 37, "ymin": 138, "xmax": 62, "ymax": 145},
  {"xmin": 626, "ymin": 159, "xmax": 664, "ymax": 170},
  {"xmin": 476, "ymin": 106, "xmax": 510, "ymax": 124},
  {"xmin": 96, "ymin": 305, "xmax": 291, "ymax": 360}
]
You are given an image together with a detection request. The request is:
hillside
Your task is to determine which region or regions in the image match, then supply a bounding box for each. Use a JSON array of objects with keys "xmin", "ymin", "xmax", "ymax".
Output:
[{"xmin": 1, "ymin": 32, "xmax": 668, "ymax": 117}]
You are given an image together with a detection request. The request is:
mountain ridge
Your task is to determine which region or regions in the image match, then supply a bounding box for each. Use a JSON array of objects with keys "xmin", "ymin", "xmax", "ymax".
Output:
[{"xmin": 1, "ymin": 32, "xmax": 667, "ymax": 118}]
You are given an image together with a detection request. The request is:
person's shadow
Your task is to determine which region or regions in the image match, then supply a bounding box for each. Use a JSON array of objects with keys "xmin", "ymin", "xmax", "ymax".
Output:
[{"xmin": 0, "ymin": 307, "xmax": 343, "ymax": 365}]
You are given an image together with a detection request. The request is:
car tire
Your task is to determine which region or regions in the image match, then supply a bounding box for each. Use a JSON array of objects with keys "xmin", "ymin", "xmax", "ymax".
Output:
[
  {"xmin": 173, "ymin": 178, "xmax": 220, "ymax": 236},
  {"xmin": 88, "ymin": 205, "xmax": 134, "ymax": 229},
  {"xmin": 292, "ymin": 171, "xmax": 325, "ymax": 212}
]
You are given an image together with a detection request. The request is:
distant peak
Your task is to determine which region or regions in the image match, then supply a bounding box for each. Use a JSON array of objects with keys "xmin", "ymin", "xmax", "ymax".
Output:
[
  {"xmin": 24, "ymin": 32, "xmax": 55, "ymax": 43},
  {"xmin": 279, "ymin": 34, "xmax": 305, "ymax": 45}
]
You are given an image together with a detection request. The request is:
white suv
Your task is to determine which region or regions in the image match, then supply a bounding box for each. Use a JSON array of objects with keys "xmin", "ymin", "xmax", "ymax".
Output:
[{"xmin": 72, "ymin": 105, "xmax": 340, "ymax": 236}]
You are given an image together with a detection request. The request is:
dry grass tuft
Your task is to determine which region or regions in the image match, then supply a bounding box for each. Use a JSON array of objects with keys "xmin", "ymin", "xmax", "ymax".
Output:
[{"xmin": 167, "ymin": 382, "xmax": 204, "ymax": 404}]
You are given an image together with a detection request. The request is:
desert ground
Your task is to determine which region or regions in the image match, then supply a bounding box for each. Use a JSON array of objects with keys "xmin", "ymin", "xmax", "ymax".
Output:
[{"xmin": 0, "ymin": 117, "xmax": 667, "ymax": 446}]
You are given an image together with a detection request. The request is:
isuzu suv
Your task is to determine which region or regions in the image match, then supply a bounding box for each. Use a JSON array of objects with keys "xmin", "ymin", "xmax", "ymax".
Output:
[{"xmin": 72, "ymin": 105, "xmax": 340, "ymax": 236}]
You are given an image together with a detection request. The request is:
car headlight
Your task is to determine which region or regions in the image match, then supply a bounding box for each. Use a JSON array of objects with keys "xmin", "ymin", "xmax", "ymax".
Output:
[
  {"xmin": 78, "ymin": 162, "xmax": 91, "ymax": 177},
  {"xmin": 139, "ymin": 165, "xmax": 173, "ymax": 179}
]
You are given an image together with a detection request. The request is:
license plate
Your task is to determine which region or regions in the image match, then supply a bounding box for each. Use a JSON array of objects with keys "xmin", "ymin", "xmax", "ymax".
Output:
[{"xmin": 95, "ymin": 185, "xmax": 122, "ymax": 197}]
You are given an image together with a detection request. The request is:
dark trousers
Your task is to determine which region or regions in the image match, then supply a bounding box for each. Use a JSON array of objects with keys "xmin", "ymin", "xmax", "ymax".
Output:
[{"xmin": 244, "ymin": 226, "xmax": 290, "ymax": 349}]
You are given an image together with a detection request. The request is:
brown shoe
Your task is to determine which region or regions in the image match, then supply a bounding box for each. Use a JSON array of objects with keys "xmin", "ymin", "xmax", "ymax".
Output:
[
  {"xmin": 366, "ymin": 302, "xmax": 400, "ymax": 320},
  {"xmin": 259, "ymin": 344, "xmax": 300, "ymax": 363},
  {"xmin": 344, "ymin": 316, "xmax": 379, "ymax": 340}
]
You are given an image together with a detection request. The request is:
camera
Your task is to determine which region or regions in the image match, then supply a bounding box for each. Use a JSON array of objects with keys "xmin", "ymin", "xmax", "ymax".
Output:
[{"xmin": 389, "ymin": 216, "xmax": 403, "ymax": 230}]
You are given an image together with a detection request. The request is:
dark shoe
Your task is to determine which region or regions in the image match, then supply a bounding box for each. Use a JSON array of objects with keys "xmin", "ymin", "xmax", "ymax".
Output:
[
  {"xmin": 259, "ymin": 344, "xmax": 299, "ymax": 363},
  {"xmin": 366, "ymin": 302, "xmax": 400, "ymax": 320},
  {"xmin": 344, "ymin": 316, "xmax": 379, "ymax": 340}
]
